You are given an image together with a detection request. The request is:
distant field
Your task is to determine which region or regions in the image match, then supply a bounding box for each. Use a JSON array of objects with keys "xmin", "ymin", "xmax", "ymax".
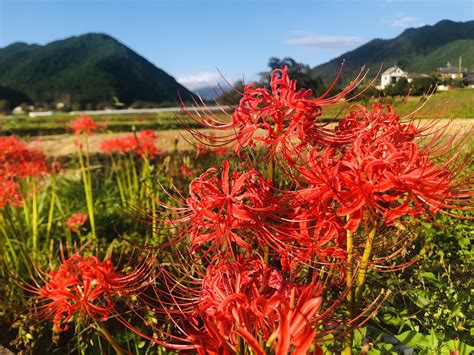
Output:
[
  {"xmin": 0, "ymin": 111, "xmax": 201, "ymax": 136},
  {"xmin": 25, "ymin": 118, "xmax": 472, "ymax": 158},
  {"xmin": 321, "ymin": 88, "xmax": 474, "ymax": 119},
  {"xmin": 0, "ymin": 89, "xmax": 473, "ymax": 140}
]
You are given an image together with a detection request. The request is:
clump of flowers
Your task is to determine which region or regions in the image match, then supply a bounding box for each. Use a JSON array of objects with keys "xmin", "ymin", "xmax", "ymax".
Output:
[
  {"xmin": 100, "ymin": 130, "xmax": 161, "ymax": 158},
  {"xmin": 16, "ymin": 67, "xmax": 471, "ymax": 353},
  {"xmin": 0, "ymin": 135, "xmax": 50, "ymax": 180},
  {"xmin": 69, "ymin": 114, "xmax": 100, "ymax": 136},
  {"xmin": 0, "ymin": 179, "xmax": 22, "ymax": 207},
  {"xmin": 66, "ymin": 213, "xmax": 88, "ymax": 233},
  {"xmin": 127, "ymin": 66, "xmax": 472, "ymax": 353},
  {"xmin": 0, "ymin": 135, "xmax": 51, "ymax": 207},
  {"xmin": 22, "ymin": 249, "xmax": 153, "ymax": 335}
]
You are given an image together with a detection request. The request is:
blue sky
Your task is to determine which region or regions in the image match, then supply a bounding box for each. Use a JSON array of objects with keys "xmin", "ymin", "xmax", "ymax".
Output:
[{"xmin": 0, "ymin": 0, "xmax": 473, "ymax": 90}]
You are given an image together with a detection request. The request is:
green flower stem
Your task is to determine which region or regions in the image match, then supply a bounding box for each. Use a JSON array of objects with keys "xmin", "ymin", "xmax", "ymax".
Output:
[
  {"xmin": 355, "ymin": 226, "xmax": 377, "ymax": 301},
  {"xmin": 31, "ymin": 179, "xmax": 38, "ymax": 254},
  {"xmin": 77, "ymin": 136, "xmax": 96, "ymax": 239},
  {"xmin": 46, "ymin": 178, "xmax": 56, "ymax": 241},
  {"xmin": 96, "ymin": 321, "xmax": 127, "ymax": 355},
  {"xmin": 111, "ymin": 155, "xmax": 126, "ymax": 206},
  {"xmin": 343, "ymin": 227, "xmax": 355, "ymax": 355}
]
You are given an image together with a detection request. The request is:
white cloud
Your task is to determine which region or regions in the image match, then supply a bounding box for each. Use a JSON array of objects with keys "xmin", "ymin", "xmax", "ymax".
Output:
[
  {"xmin": 176, "ymin": 72, "xmax": 223, "ymax": 90},
  {"xmin": 391, "ymin": 14, "xmax": 424, "ymax": 28},
  {"xmin": 285, "ymin": 33, "xmax": 365, "ymax": 51}
]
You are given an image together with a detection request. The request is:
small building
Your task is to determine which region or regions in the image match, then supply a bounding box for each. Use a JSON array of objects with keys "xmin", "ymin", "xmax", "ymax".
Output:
[
  {"xmin": 437, "ymin": 62, "xmax": 464, "ymax": 80},
  {"xmin": 462, "ymin": 72, "xmax": 474, "ymax": 88},
  {"xmin": 379, "ymin": 65, "xmax": 408, "ymax": 89},
  {"xmin": 29, "ymin": 111, "xmax": 53, "ymax": 118},
  {"xmin": 12, "ymin": 106, "xmax": 25, "ymax": 115}
]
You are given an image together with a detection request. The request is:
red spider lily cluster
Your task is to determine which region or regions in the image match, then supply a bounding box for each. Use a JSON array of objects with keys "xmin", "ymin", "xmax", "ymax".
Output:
[
  {"xmin": 66, "ymin": 213, "xmax": 88, "ymax": 233},
  {"xmin": 20, "ymin": 67, "xmax": 471, "ymax": 352},
  {"xmin": 124, "ymin": 66, "xmax": 472, "ymax": 352},
  {"xmin": 22, "ymin": 250, "xmax": 153, "ymax": 332},
  {"xmin": 0, "ymin": 135, "xmax": 51, "ymax": 207},
  {"xmin": 69, "ymin": 114, "xmax": 100, "ymax": 136},
  {"xmin": 100, "ymin": 130, "xmax": 161, "ymax": 158}
]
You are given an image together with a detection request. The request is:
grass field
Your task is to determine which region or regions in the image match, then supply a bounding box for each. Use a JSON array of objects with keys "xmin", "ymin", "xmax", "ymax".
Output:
[{"xmin": 1, "ymin": 89, "xmax": 473, "ymax": 138}]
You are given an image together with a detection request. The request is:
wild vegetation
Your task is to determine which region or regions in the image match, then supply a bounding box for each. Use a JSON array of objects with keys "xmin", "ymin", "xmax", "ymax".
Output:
[{"xmin": 0, "ymin": 67, "xmax": 472, "ymax": 354}]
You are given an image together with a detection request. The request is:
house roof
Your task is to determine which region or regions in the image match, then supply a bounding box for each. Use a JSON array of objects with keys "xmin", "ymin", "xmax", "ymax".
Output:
[
  {"xmin": 382, "ymin": 66, "xmax": 405, "ymax": 76},
  {"xmin": 437, "ymin": 67, "xmax": 462, "ymax": 74},
  {"xmin": 463, "ymin": 73, "xmax": 474, "ymax": 85}
]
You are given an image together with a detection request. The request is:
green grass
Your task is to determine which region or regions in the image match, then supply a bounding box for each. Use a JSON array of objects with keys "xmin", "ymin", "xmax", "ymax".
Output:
[
  {"xmin": 321, "ymin": 88, "xmax": 474, "ymax": 120},
  {"xmin": 1, "ymin": 89, "xmax": 473, "ymax": 138}
]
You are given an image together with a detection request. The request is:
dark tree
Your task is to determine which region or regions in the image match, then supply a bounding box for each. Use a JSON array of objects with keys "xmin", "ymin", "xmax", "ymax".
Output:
[{"xmin": 259, "ymin": 57, "xmax": 327, "ymax": 97}]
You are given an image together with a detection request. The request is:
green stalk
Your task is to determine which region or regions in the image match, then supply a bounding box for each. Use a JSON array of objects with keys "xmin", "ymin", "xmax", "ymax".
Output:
[
  {"xmin": 124, "ymin": 156, "xmax": 133, "ymax": 202},
  {"xmin": 355, "ymin": 226, "xmax": 377, "ymax": 300},
  {"xmin": 46, "ymin": 183, "xmax": 56, "ymax": 241},
  {"xmin": 21, "ymin": 199, "xmax": 31, "ymax": 236},
  {"xmin": 342, "ymin": 227, "xmax": 355, "ymax": 355},
  {"xmin": 77, "ymin": 136, "xmax": 96, "ymax": 239},
  {"xmin": 0, "ymin": 212, "xmax": 18, "ymax": 269},
  {"xmin": 96, "ymin": 321, "xmax": 126, "ymax": 354},
  {"xmin": 111, "ymin": 155, "xmax": 126, "ymax": 206},
  {"xmin": 31, "ymin": 180, "xmax": 38, "ymax": 254},
  {"xmin": 85, "ymin": 136, "xmax": 96, "ymax": 239}
]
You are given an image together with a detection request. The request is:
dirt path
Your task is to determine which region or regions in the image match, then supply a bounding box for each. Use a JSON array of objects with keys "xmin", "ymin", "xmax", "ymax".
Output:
[
  {"xmin": 30, "ymin": 119, "xmax": 473, "ymax": 158},
  {"xmin": 31, "ymin": 129, "xmax": 215, "ymax": 157}
]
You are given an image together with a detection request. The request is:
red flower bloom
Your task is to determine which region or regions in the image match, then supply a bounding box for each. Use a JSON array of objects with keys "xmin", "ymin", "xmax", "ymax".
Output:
[
  {"xmin": 183, "ymin": 65, "xmax": 368, "ymax": 159},
  {"xmin": 0, "ymin": 178, "xmax": 22, "ymax": 207},
  {"xmin": 0, "ymin": 135, "xmax": 50, "ymax": 179},
  {"xmin": 297, "ymin": 104, "xmax": 469, "ymax": 232},
  {"xmin": 69, "ymin": 114, "xmax": 100, "ymax": 136},
  {"xmin": 179, "ymin": 164, "xmax": 196, "ymax": 178},
  {"xmin": 149, "ymin": 257, "xmax": 330, "ymax": 354},
  {"xmin": 22, "ymin": 251, "xmax": 152, "ymax": 332},
  {"xmin": 100, "ymin": 130, "xmax": 161, "ymax": 158},
  {"xmin": 174, "ymin": 160, "xmax": 276, "ymax": 251},
  {"xmin": 66, "ymin": 213, "xmax": 88, "ymax": 233}
]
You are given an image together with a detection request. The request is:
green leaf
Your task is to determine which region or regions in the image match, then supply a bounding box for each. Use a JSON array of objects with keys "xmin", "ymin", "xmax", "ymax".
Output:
[
  {"xmin": 396, "ymin": 330, "xmax": 430, "ymax": 349},
  {"xmin": 138, "ymin": 341, "xmax": 146, "ymax": 349},
  {"xmin": 420, "ymin": 272, "xmax": 437, "ymax": 281}
]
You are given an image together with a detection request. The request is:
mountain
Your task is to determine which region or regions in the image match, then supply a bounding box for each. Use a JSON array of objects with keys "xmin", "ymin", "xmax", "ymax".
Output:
[
  {"xmin": 0, "ymin": 86, "xmax": 32, "ymax": 110},
  {"xmin": 312, "ymin": 20, "xmax": 474, "ymax": 84},
  {"xmin": 0, "ymin": 33, "xmax": 194, "ymax": 109},
  {"xmin": 194, "ymin": 85, "xmax": 231, "ymax": 101},
  {"xmin": 407, "ymin": 39, "xmax": 474, "ymax": 73}
]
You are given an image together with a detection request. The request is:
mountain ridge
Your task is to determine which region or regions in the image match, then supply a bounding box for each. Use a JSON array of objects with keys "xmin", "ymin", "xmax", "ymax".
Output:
[
  {"xmin": 0, "ymin": 33, "xmax": 194, "ymax": 109},
  {"xmin": 312, "ymin": 19, "xmax": 474, "ymax": 83}
]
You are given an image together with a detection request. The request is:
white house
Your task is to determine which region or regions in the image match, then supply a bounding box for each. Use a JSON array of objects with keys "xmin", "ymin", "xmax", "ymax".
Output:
[{"xmin": 379, "ymin": 66, "xmax": 408, "ymax": 89}]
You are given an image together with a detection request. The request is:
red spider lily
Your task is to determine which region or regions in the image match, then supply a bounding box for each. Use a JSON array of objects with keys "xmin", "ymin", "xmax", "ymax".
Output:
[
  {"xmin": 20, "ymin": 249, "xmax": 154, "ymax": 332},
  {"xmin": 0, "ymin": 135, "xmax": 50, "ymax": 179},
  {"xmin": 184, "ymin": 65, "xmax": 371, "ymax": 159},
  {"xmin": 164, "ymin": 160, "xmax": 277, "ymax": 252},
  {"xmin": 188, "ymin": 257, "xmax": 330, "ymax": 354},
  {"xmin": 295, "ymin": 104, "xmax": 471, "ymax": 232},
  {"xmin": 179, "ymin": 164, "xmax": 197, "ymax": 178},
  {"xmin": 66, "ymin": 213, "xmax": 88, "ymax": 233},
  {"xmin": 129, "ymin": 256, "xmax": 383, "ymax": 354},
  {"xmin": 285, "ymin": 202, "xmax": 348, "ymax": 263},
  {"xmin": 100, "ymin": 130, "xmax": 161, "ymax": 158},
  {"xmin": 0, "ymin": 135, "xmax": 51, "ymax": 206},
  {"xmin": 0, "ymin": 178, "xmax": 22, "ymax": 207},
  {"xmin": 69, "ymin": 114, "xmax": 100, "ymax": 136}
]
